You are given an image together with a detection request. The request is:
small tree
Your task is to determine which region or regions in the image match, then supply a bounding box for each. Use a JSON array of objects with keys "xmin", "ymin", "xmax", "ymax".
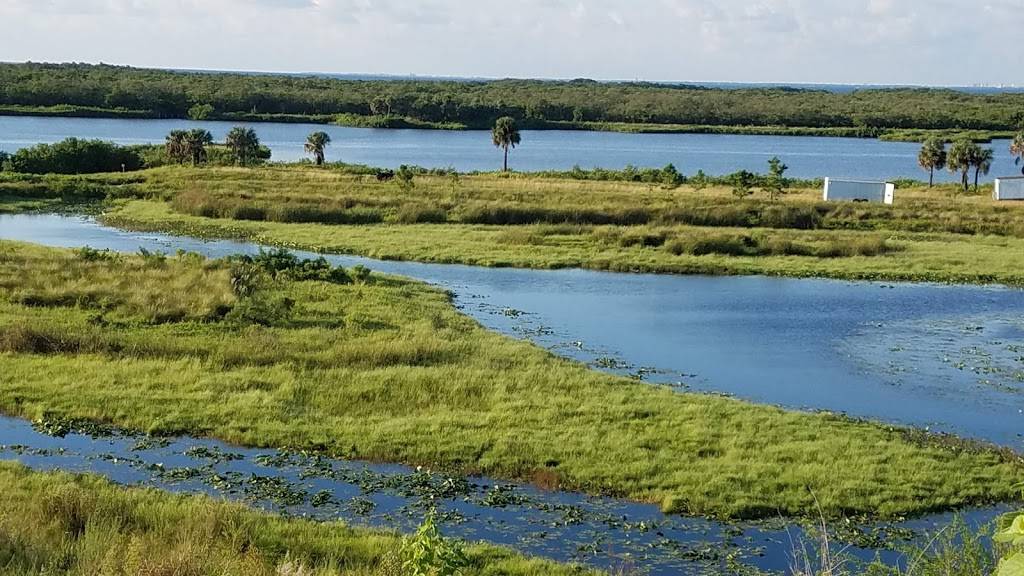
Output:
[
  {"xmin": 491, "ymin": 116, "xmax": 521, "ymax": 172},
  {"xmin": 225, "ymin": 127, "xmax": 261, "ymax": 166},
  {"xmin": 184, "ymin": 128, "xmax": 213, "ymax": 166},
  {"xmin": 395, "ymin": 164, "xmax": 416, "ymax": 192},
  {"xmin": 165, "ymin": 130, "xmax": 189, "ymax": 164},
  {"xmin": 917, "ymin": 137, "xmax": 947, "ymax": 188},
  {"xmin": 187, "ymin": 103, "xmax": 215, "ymax": 120},
  {"xmin": 660, "ymin": 163, "xmax": 682, "ymax": 189},
  {"xmin": 1011, "ymin": 132, "xmax": 1024, "ymax": 176},
  {"xmin": 973, "ymin": 147, "xmax": 994, "ymax": 192},
  {"xmin": 765, "ymin": 156, "xmax": 789, "ymax": 200},
  {"xmin": 304, "ymin": 131, "xmax": 332, "ymax": 166},
  {"xmin": 947, "ymin": 139, "xmax": 979, "ymax": 194},
  {"xmin": 691, "ymin": 169, "xmax": 709, "ymax": 191},
  {"xmin": 730, "ymin": 170, "xmax": 756, "ymax": 199}
]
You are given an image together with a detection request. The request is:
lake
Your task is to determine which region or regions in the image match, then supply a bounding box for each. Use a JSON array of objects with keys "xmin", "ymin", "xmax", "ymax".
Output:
[{"xmin": 1, "ymin": 115, "xmax": 1017, "ymax": 182}]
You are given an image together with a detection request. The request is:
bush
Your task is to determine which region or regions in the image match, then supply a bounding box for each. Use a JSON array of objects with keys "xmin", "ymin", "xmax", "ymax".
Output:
[{"xmin": 8, "ymin": 138, "xmax": 144, "ymax": 174}]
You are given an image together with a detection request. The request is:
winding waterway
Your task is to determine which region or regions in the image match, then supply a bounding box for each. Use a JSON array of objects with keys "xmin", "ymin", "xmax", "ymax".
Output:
[
  {"xmin": 0, "ymin": 213, "xmax": 1022, "ymax": 573},
  {"xmin": 0, "ymin": 115, "xmax": 1019, "ymax": 182}
]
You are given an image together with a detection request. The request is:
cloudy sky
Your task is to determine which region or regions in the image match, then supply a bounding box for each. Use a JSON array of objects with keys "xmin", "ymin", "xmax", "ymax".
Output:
[{"xmin": 1, "ymin": 0, "xmax": 1019, "ymax": 85}]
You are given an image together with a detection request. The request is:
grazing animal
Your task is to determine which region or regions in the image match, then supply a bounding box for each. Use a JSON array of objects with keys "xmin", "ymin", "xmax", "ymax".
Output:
[{"xmin": 376, "ymin": 170, "xmax": 395, "ymax": 182}]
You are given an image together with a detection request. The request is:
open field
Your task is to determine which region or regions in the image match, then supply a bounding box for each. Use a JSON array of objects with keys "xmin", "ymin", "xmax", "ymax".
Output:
[
  {"xmin": 0, "ymin": 461, "xmax": 589, "ymax": 576},
  {"xmin": 43, "ymin": 164, "xmax": 1024, "ymax": 285},
  {"xmin": 0, "ymin": 241, "xmax": 1021, "ymax": 522}
]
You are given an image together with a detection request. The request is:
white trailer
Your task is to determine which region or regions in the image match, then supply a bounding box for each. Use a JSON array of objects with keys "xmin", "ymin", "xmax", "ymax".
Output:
[
  {"xmin": 993, "ymin": 177, "xmax": 1024, "ymax": 201},
  {"xmin": 823, "ymin": 178, "xmax": 895, "ymax": 205}
]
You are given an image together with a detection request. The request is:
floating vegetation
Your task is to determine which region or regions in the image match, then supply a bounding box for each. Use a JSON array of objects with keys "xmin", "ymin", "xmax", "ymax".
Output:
[
  {"xmin": 245, "ymin": 474, "xmax": 308, "ymax": 507},
  {"xmin": 348, "ymin": 496, "xmax": 375, "ymax": 516},
  {"xmin": 593, "ymin": 356, "xmax": 631, "ymax": 370},
  {"xmin": 131, "ymin": 436, "xmax": 172, "ymax": 451},
  {"xmin": 31, "ymin": 414, "xmax": 115, "ymax": 438},
  {"xmin": 184, "ymin": 445, "xmax": 244, "ymax": 463},
  {"xmin": 0, "ymin": 410, "xmax": 1011, "ymax": 576}
]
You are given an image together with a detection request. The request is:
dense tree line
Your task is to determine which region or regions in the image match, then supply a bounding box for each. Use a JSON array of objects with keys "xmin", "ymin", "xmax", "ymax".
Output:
[{"xmin": 4, "ymin": 63, "xmax": 1024, "ymax": 131}]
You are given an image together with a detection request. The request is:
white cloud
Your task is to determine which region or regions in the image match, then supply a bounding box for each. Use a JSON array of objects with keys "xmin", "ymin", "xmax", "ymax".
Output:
[{"xmin": 0, "ymin": 0, "xmax": 1021, "ymax": 84}]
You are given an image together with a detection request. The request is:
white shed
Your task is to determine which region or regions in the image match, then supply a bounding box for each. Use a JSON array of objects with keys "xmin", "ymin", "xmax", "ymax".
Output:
[
  {"xmin": 823, "ymin": 178, "xmax": 895, "ymax": 205},
  {"xmin": 993, "ymin": 177, "xmax": 1024, "ymax": 201}
]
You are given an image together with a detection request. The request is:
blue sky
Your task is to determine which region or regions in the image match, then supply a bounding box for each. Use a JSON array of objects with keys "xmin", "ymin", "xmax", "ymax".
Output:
[{"xmin": 1, "ymin": 0, "xmax": 1019, "ymax": 85}]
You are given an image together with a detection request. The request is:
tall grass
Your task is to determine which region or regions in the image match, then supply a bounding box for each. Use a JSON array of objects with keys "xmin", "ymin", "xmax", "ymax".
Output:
[
  {"xmin": 100, "ymin": 166, "xmax": 1024, "ymax": 237},
  {"xmin": 0, "ymin": 462, "xmax": 588, "ymax": 576}
]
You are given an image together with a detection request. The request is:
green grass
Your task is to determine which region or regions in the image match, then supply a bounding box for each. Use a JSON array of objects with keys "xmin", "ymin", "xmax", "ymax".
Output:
[
  {"xmin": 6, "ymin": 165, "xmax": 1024, "ymax": 284},
  {"xmin": 105, "ymin": 197, "xmax": 1024, "ymax": 285},
  {"xmin": 0, "ymin": 461, "xmax": 591, "ymax": 575},
  {"xmin": 0, "ymin": 241, "xmax": 1021, "ymax": 521}
]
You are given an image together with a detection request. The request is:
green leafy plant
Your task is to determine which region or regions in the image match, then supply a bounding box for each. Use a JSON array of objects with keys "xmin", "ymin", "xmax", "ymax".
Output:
[
  {"xmin": 401, "ymin": 511, "xmax": 468, "ymax": 576},
  {"xmin": 996, "ymin": 511, "xmax": 1024, "ymax": 576}
]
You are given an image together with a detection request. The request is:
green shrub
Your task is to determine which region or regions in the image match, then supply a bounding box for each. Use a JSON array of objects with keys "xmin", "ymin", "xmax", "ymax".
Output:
[{"xmin": 8, "ymin": 138, "xmax": 143, "ymax": 174}]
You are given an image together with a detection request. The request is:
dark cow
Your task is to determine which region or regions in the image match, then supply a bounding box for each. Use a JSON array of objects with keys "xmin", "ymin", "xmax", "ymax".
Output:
[{"xmin": 376, "ymin": 170, "xmax": 395, "ymax": 182}]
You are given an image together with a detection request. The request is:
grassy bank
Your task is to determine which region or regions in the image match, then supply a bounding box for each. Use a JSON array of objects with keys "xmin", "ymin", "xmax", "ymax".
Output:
[
  {"xmin": 0, "ymin": 461, "xmax": 588, "ymax": 575},
  {"xmin": 73, "ymin": 165, "xmax": 1024, "ymax": 285},
  {"xmin": 0, "ymin": 241, "xmax": 1021, "ymax": 521}
]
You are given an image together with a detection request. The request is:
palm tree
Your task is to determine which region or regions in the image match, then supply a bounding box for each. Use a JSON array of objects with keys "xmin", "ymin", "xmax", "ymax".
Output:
[
  {"xmin": 305, "ymin": 131, "xmax": 332, "ymax": 166},
  {"xmin": 491, "ymin": 116, "xmax": 521, "ymax": 172},
  {"xmin": 1011, "ymin": 132, "xmax": 1024, "ymax": 175},
  {"xmin": 165, "ymin": 130, "xmax": 189, "ymax": 164},
  {"xmin": 225, "ymin": 126, "xmax": 260, "ymax": 166},
  {"xmin": 917, "ymin": 137, "xmax": 946, "ymax": 188},
  {"xmin": 973, "ymin": 147, "xmax": 994, "ymax": 192},
  {"xmin": 947, "ymin": 139, "xmax": 980, "ymax": 194},
  {"xmin": 184, "ymin": 129, "xmax": 213, "ymax": 166}
]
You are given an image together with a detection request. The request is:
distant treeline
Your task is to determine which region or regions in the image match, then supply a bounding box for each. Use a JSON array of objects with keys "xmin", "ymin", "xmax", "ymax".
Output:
[{"xmin": 3, "ymin": 63, "xmax": 1024, "ymax": 132}]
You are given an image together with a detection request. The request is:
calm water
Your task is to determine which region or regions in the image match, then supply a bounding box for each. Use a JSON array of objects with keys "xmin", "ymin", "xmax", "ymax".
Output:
[
  {"xmin": 0, "ymin": 115, "xmax": 1018, "ymax": 182},
  {"xmin": 1, "ymin": 214, "xmax": 1023, "ymax": 449}
]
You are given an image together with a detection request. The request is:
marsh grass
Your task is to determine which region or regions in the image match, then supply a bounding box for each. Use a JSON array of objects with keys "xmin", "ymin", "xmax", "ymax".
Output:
[
  {"xmin": 790, "ymin": 517, "xmax": 1001, "ymax": 576},
  {"xmin": 134, "ymin": 166, "xmax": 1024, "ymax": 236},
  {"xmin": 0, "ymin": 242, "xmax": 235, "ymax": 324},
  {"xmin": 0, "ymin": 462, "xmax": 589, "ymax": 576},
  {"xmin": 0, "ymin": 241, "xmax": 1021, "ymax": 520}
]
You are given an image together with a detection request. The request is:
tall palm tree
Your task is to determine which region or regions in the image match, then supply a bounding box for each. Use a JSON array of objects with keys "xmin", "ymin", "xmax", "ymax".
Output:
[
  {"xmin": 491, "ymin": 116, "xmax": 521, "ymax": 172},
  {"xmin": 947, "ymin": 139, "xmax": 979, "ymax": 194},
  {"xmin": 184, "ymin": 129, "xmax": 213, "ymax": 166},
  {"xmin": 1011, "ymin": 132, "xmax": 1024, "ymax": 175},
  {"xmin": 305, "ymin": 131, "xmax": 332, "ymax": 166},
  {"xmin": 165, "ymin": 130, "xmax": 189, "ymax": 164},
  {"xmin": 973, "ymin": 147, "xmax": 994, "ymax": 192},
  {"xmin": 917, "ymin": 137, "xmax": 946, "ymax": 188},
  {"xmin": 225, "ymin": 126, "xmax": 260, "ymax": 166}
]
